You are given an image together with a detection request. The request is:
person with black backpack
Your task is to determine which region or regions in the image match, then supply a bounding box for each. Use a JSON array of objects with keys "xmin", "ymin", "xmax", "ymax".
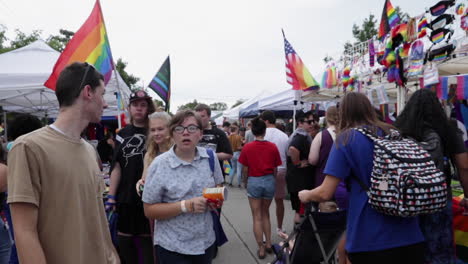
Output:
[
  {"xmin": 394, "ymin": 89, "xmax": 468, "ymax": 264},
  {"xmin": 299, "ymin": 92, "xmax": 425, "ymax": 264}
]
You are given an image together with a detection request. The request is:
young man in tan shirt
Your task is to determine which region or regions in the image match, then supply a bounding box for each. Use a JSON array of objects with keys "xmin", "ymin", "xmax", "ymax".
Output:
[{"xmin": 7, "ymin": 62, "xmax": 119, "ymax": 264}]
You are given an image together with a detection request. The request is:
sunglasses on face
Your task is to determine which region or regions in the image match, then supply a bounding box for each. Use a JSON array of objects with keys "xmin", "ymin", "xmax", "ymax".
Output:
[
  {"xmin": 173, "ymin": 125, "xmax": 200, "ymax": 134},
  {"xmin": 306, "ymin": 120, "xmax": 315, "ymax": 124}
]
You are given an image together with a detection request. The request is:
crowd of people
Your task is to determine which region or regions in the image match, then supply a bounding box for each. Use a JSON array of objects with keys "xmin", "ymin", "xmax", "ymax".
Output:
[{"xmin": 0, "ymin": 61, "xmax": 467, "ymax": 264}]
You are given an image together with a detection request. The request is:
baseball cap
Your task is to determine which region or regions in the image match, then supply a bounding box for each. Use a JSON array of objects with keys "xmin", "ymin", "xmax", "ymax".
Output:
[{"xmin": 129, "ymin": 90, "xmax": 152, "ymax": 103}]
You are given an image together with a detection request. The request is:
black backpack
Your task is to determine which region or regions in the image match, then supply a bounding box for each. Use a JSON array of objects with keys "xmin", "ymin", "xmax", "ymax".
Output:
[{"xmin": 353, "ymin": 128, "xmax": 447, "ymax": 217}]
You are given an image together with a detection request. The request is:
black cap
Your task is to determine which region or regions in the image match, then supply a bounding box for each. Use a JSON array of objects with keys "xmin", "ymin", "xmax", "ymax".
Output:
[{"xmin": 129, "ymin": 90, "xmax": 152, "ymax": 103}]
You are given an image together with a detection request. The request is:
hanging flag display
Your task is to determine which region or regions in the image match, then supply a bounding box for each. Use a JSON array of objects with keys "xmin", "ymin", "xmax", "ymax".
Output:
[
  {"xmin": 148, "ymin": 56, "xmax": 171, "ymax": 111},
  {"xmin": 282, "ymin": 30, "xmax": 320, "ymax": 91},
  {"xmin": 436, "ymin": 77, "xmax": 449, "ymax": 100},
  {"xmin": 44, "ymin": 0, "xmax": 114, "ymax": 90},
  {"xmin": 456, "ymin": 75, "xmax": 468, "ymax": 99},
  {"xmin": 378, "ymin": 0, "xmax": 400, "ymax": 40}
]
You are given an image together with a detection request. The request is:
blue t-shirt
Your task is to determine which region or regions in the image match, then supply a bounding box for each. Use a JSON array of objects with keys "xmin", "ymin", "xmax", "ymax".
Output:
[{"xmin": 324, "ymin": 129, "xmax": 424, "ymax": 253}]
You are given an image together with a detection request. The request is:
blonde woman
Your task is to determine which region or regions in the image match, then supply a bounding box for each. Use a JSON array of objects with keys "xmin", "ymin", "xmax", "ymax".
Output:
[{"xmin": 137, "ymin": 112, "xmax": 173, "ymax": 193}]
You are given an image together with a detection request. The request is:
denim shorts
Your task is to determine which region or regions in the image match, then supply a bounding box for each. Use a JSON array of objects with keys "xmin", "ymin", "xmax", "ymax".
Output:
[{"xmin": 247, "ymin": 174, "xmax": 275, "ymax": 199}]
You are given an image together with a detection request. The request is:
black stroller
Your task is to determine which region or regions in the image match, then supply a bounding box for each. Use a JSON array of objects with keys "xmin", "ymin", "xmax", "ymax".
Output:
[{"xmin": 271, "ymin": 204, "xmax": 347, "ymax": 264}]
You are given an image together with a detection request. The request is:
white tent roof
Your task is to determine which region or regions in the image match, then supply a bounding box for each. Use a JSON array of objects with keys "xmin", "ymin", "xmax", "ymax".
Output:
[
  {"xmin": 222, "ymin": 90, "xmax": 270, "ymax": 120},
  {"xmin": 0, "ymin": 40, "xmax": 131, "ymax": 118},
  {"xmin": 258, "ymin": 89, "xmax": 313, "ymax": 111}
]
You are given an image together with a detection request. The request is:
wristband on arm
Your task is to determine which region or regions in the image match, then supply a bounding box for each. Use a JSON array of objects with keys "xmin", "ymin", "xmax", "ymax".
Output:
[{"xmin": 181, "ymin": 200, "xmax": 188, "ymax": 213}]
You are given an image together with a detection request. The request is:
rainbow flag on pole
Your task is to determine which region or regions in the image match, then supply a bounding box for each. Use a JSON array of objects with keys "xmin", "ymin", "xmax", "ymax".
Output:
[
  {"xmin": 378, "ymin": 0, "xmax": 400, "ymax": 40},
  {"xmin": 282, "ymin": 30, "xmax": 320, "ymax": 91},
  {"xmin": 44, "ymin": 0, "xmax": 114, "ymax": 90}
]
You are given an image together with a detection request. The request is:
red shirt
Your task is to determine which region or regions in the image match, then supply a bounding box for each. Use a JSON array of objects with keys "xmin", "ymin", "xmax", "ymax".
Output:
[{"xmin": 239, "ymin": 140, "xmax": 282, "ymax": 177}]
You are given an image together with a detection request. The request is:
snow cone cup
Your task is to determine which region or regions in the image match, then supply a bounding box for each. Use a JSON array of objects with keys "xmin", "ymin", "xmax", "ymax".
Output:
[{"xmin": 203, "ymin": 187, "xmax": 228, "ymax": 201}]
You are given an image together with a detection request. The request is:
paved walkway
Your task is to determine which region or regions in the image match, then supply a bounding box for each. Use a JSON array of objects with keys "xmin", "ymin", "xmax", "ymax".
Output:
[{"xmin": 213, "ymin": 185, "xmax": 296, "ymax": 264}]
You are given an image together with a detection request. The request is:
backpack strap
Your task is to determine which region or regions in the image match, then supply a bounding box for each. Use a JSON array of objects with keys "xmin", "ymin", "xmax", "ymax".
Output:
[
  {"xmin": 353, "ymin": 127, "xmax": 379, "ymax": 141},
  {"xmin": 207, "ymin": 149, "xmax": 215, "ymax": 174}
]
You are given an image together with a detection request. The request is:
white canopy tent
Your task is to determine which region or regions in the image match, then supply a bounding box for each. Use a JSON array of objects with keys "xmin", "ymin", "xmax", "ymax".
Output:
[
  {"xmin": 222, "ymin": 90, "xmax": 270, "ymax": 121},
  {"xmin": 0, "ymin": 40, "xmax": 131, "ymax": 118},
  {"xmin": 259, "ymin": 89, "xmax": 314, "ymax": 112}
]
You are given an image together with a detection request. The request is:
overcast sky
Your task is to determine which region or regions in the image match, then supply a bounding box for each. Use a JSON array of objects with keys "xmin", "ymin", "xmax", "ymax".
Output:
[{"xmin": 0, "ymin": 0, "xmax": 429, "ymax": 112}]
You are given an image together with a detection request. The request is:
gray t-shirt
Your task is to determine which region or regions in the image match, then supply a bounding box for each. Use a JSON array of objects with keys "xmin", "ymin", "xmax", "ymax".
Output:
[
  {"xmin": 244, "ymin": 130, "xmax": 255, "ymax": 144},
  {"xmin": 142, "ymin": 146, "xmax": 224, "ymax": 254}
]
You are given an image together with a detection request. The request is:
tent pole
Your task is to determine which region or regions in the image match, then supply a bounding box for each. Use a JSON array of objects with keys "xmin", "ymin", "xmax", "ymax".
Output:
[
  {"xmin": 397, "ymin": 85, "xmax": 405, "ymax": 115},
  {"xmin": 113, "ymin": 69, "xmax": 123, "ymax": 129},
  {"xmin": 3, "ymin": 111, "xmax": 7, "ymax": 140}
]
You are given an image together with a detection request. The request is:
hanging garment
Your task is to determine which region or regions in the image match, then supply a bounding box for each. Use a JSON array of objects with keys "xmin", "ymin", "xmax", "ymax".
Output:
[
  {"xmin": 430, "ymin": 14, "xmax": 455, "ymax": 30},
  {"xmin": 369, "ymin": 39, "xmax": 376, "ymax": 67},
  {"xmin": 408, "ymin": 40, "xmax": 425, "ymax": 78},
  {"xmin": 423, "ymin": 63, "xmax": 440, "ymax": 87},
  {"xmin": 427, "ymin": 43, "xmax": 456, "ymax": 62},
  {"xmin": 430, "ymin": 0, "xmax": 456, "ymax": 16},
  {"xmin": 407, "ymin": 17, "xmax": 418, "ymax": 43},
  {"xmin": 430, "ymin": 28, "xmax": 453, "ymax": 44}
]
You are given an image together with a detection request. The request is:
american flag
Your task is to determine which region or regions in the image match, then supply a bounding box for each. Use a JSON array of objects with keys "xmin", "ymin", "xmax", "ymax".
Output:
[{"xmin": 283, "ymin": 30, "xmax": 319, "ymax": 91}]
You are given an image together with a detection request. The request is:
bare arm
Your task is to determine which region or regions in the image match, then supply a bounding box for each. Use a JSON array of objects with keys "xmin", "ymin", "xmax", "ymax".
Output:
[
  {"xmin": 0, "ymin": 164, "xmax": 7, "ymax": 192},
  {"xmin": 10, "ymin": 203, "xmax": 47, "ymax": 264},
  {"xmin": 242, "ymin": 166, "xmax": 248, "ymax": 186},
  {"xmin": 107, "ymin": 162, "xmax": 121, "ymax": 208},
  {"xmin": 298, "ymin": 175, "xmax": 341, "ymax": 203},
  {"xmin": 217, "ymin": 152, "xmax": 232, "ymax": 161},
  {"xmin": 144, "ymin": 197, "xmax": 207, "ymax": 220},
  {"xmin": 308, "ymin": 132, "xmax": 322, "ymax": 165},
  {"xmin": 455, "ymin": 152, "xmax": 468, "ymax": 209},
  {"xmin": 288, "ymin": 146, "xmax": 301, "ymax": 165}
]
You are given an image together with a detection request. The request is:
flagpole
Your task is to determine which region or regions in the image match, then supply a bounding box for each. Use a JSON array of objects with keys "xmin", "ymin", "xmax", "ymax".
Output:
[
  {"xmin": 114, "ymin": 70, "xmax": 122, "ymax": 129},
  {"xmin": 97, "ymin": 0, "xmax": 124, "ymax": 129}
]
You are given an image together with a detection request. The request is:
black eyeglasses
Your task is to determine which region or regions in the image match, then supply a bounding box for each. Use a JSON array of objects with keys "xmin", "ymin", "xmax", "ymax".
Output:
[
  {"xmin": 173, "ymin": 125, "xmax": 200, "ymax": 134},
  {"xmin": 306, "ymin": 120, "xmax": 315, "ymax": 124}
]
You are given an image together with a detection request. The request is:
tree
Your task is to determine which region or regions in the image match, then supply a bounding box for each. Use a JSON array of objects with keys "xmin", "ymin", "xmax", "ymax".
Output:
[
  {"xmin": 323, "ymin": 55, "xmax": 333, "ymax": 64},
  {"xmin": 47, "ymin": 29, "xmax": 74, "ymax": 52},
  {"xmin": 0, "ymin": 25, "xmax": 7, "ymax": 52},
  {"xmin": 3, "ymin": 29, "xmax": 42, "ymax": 53},
  {"xmin": 116, "ymin": 58, "xmax": 140, "ymax": 90},
  {"xmin": 209, "ymin": 102, "xmax": 227, "ymax": 111},
  {"xmin": 153, "ymin": 99, "xmax": 164, "ymax": 108},
  {"xmin": 231, "ymin": 99, "xmax": 245, "ymax": 108},
  {"xmin": 352, "ymin": 14, "xmax": 378, "ymax": 43},
  {"xmin": 178, "ymin": 99, "xmax": 205, "ymax": 111}
]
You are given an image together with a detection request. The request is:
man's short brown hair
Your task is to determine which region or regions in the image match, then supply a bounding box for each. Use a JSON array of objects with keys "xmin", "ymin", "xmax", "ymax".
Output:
[
  {"xmin": 55, "ymin": 62, "xmax": 104, "ymax": 107},
  {"xmin": 194, "ymin": 104, "xmax": 211, "ymax": 117}
]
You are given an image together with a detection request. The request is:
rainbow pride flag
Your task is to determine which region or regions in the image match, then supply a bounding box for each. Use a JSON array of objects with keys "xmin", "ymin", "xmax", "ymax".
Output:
[
  {"xmin": 283, "ymin": 30, "xmax": 320, "ymax": 91},
  {"xmin": 44, "ymin": 0, "xmax": 114, "ymax": 90},
  {"xmin": 457, "ymin": 75, "xmax": 468, "ymax": 100},
  {"xmin": 378, "ymin": 0, "xmax": 400, "ymax": 40}
]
